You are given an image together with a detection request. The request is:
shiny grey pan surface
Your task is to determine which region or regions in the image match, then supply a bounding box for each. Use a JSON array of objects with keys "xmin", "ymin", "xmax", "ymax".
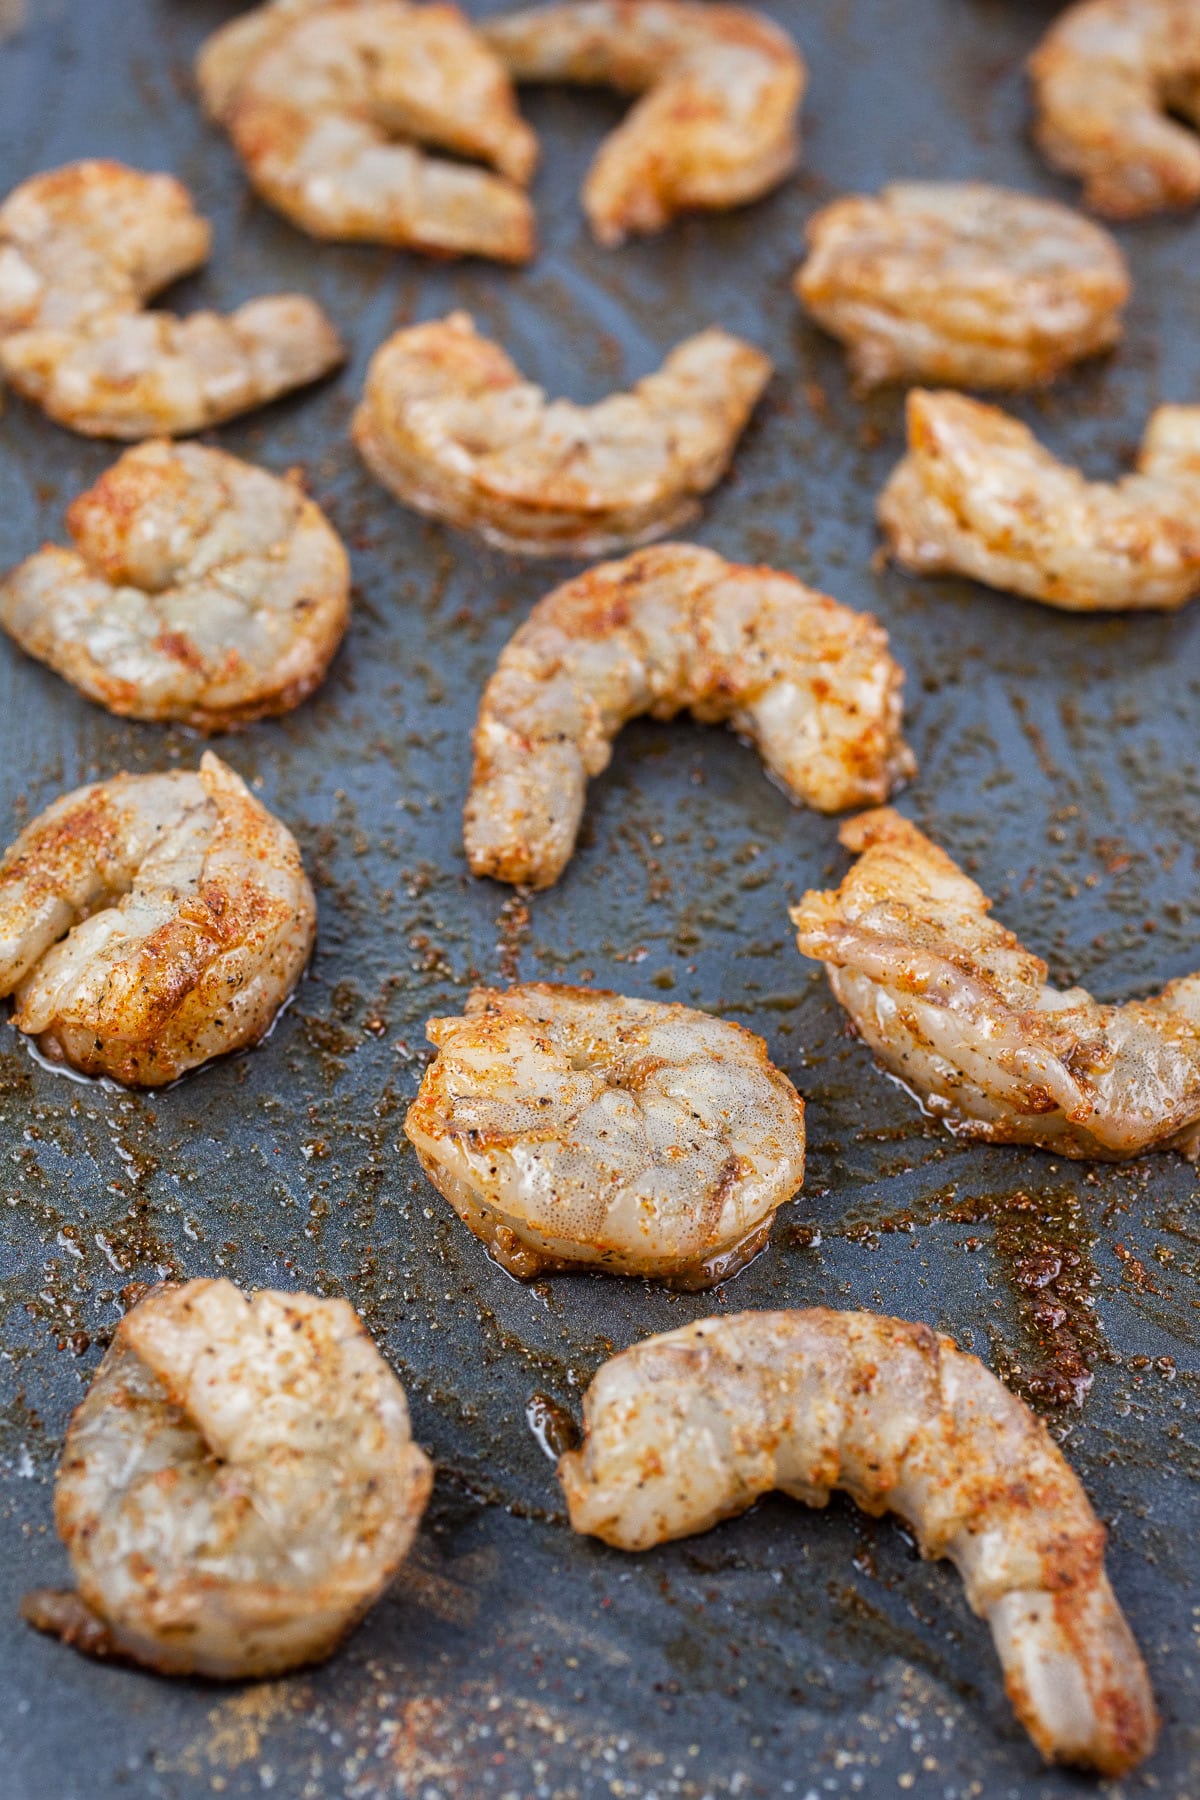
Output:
[{"xmin": 0, "ymin": 2, "xmax": 1197, "ymax": 1795}]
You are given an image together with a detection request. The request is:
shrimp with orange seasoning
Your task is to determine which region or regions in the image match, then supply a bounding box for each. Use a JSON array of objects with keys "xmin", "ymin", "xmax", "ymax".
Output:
[
  {"xmin": 482, "ymin": 0, "xmax": 805, "ymax": 244},
  {"xmin": 0, "ymin": 440, "xmax": 350, "ymax": 729},
  {"xmin": 24, "ymin": 1278, "xmax": 432, "ymax": 1678},
  {"xmin": 561, "ymin": 1307, "xmax": 1157, "ymax": 1775},
  {"xmin": 0, "ymin": 160, "xmax": 342, "ymax": 437},
  {"xmin": 878, "ymin": 388, "xmax": 1200, "ymax": 612},
  {"xmin": 796, "ymin": 181, "xmax": 1129, "ymax": 391},
  {"xmin": 1029, "ymin": 0, "xmax": 1200, "ymax": 218},
  {"xmin": 352, "ymin": 311, "xmax": 772, "ymax": 555},
  {"xmin": 0, "ymin": 753, "xmax": 315, "ymax": 1085},
  {"xmin": 197, "ymin": 0, "xmax": 538, "ymax": 263},
  {"xmin": 791, "ymin": 807, "xmax": 1200, "ymax": 1159},
  {"xmin": 404, "ymin": 983, "xmax": 807, "ymax": 1286},
  {"xmin": 464, "ymin": 543, "xmax": 914, "ymax": 890}
]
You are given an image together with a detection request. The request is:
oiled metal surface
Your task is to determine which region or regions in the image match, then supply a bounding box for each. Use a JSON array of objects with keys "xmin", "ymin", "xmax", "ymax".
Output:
[{"xmin": 1, "ymin": 1, "xmax": 1198, "ymax": 1795}]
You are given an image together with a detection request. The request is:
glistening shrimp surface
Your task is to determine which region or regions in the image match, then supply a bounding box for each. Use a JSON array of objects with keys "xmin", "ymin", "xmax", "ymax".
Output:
[{"xmin": 0, "ymin": 0, "xmax": 1197, "ymax": 1795}]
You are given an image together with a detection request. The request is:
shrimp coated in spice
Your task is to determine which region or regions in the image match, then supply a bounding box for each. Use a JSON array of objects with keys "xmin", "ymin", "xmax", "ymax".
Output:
[
  {"xmin": 560, "ymin": 1308, "xmax": 1157, "ymax": 1775},
  {"xmin": 22, "ymin": 1279, "xmax": 432, "ymax": 1678},
  {"xmin": 0, "ymin": 160, "xmax": 342, "ymax": 437},
  {"xmin": 1029, "ymin": 0, "xmax": 1200, "ymax": 218},
  {"xmin": 0, "ymin": 440, "xmax": 350, "ymax": 729},
  {"xmin": 878, "ymin": 389, "xmax": 1200, "ymax": 612},
  {"xmin": 197, "ymin": 0, "xmax": 537, "ymax": 264},
  {"xmin": 795, "ymin": 182, "xmax": 1130, "ymax": 391},
  {"xmin": 0, "ymin": 752, "xmax": 315, "ymax": 1086},
  {"xmin": 482, "ymin": 0, "xmax": 805, "ymax": 244},
  {"xmin": 464, "ymin": 544, "xmax": 915, "ymax": 891},
  {"xmin": 404, "ymin": 983, "xmax": 806, "ymax": 1286},
  {"xmin": 351, "ymin": 311, "xmax": 772, "ymax": 556},
  {"xmin": 790, "ymin": 807, "xmax": 1200, "ymax": 1159}
]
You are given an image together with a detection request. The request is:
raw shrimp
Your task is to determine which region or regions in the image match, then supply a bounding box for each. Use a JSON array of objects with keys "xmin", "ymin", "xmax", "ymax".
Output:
[
  {"xmin": 795, "ymin": 182, "xmax": 1130, "ymax": 391},
  {"xmin": 197, "ymin": 0, "xmax": 537, "ymax": 264},
  {"xmin": 22, "ymin": 1279, "xmax": 432, "ymax": 1678},
  {"xmin": 790, "ymin": 807, "xmax": 1200, "ymax": 1159},
  {"xmin": 404, "ymin": 983, "xmax": 806, "ymax": 1286},
  {"xmin": 878, "ymin": 389, "xmax": 1200, "ymax": 611},
  {"xmin": 0, "ymin": 752, "xmax": 315, "ymax": 1086},
  {"xmin": 464, "ymin": 544, "xmax": 915, "ymax": 891},
  {"xmin": 1029, "ymin": 0, "xmax": 1200, "ymax": 218},
  {"xmin": 195, "ymin": 0, "xmax": 329, "ymax": 118},
  {"xmin": 0, "ymin": 440, "xmax": 351, "ymax": 729},
  {"xmin": 560, "ymin": 1307, "xmax": 1157, "ymax": 1775},
  {"xmin": 482, "ymin": 0, "xmax": 805, "ymax": 245},
  {"xmin": 352, "ymin": 311, "xmax": 772, "ymax": 556},
  {"xmin": 0, "ymin": 161, "xmax": 342, "ymax": 438}
]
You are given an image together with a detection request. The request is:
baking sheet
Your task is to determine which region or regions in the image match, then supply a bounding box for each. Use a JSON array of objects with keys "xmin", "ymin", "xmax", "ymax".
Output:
[{"xmin": 0, "ymin": 1, "xmax": 1198, "ymax": 1794}]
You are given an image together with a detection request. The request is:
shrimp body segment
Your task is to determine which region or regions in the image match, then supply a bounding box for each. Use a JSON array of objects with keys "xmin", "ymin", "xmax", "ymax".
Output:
[
  {"xmin": 561, "ymin": 1308, "xmax": 1156, "ymax": 1775},
  {"xmin": 482, "ymin": 1, "xmax": 806, "ymax": 245},
  {"xmin": 23, "ymin": 1279, "xmax": 432, "ymax": 1678},
  {"xmin": 796, "ymin": 182, "xmax": 1129, "ymax": 391},
  {"xmin": 0, "ymin": 753, "xmax": 316, "ymax": 1086},
  {"xmin": 197, "ymin": 0, "xmax": 538, "ymax": 264},
  {"xmin": 1030, "ymin": 0, "xmax": 1200, "ymax": 218},
  {"xmin": 352, "ymin": 312, "xmax": 772, "ymax": 556},
  {"xmin": 464, "ymin": 544, "xmax": 915, "ymax": 891},
  {"xmin": 404, "ymin": 983, "xmax": 806, "ymax": 1286},
  {"xmin": 878, "ymin": 389, "xmax": 1200, "ymax": 612},
  {"xmin": 790, "ymin": 807, "xmax": 1200, "ymax": 1159},
  {"xmin": 0, "ymin": 441, "xmax": 350, "ymax": 729},
  {"xmin": 0, "ymin": 161, "xmax": 342, "ymax": 437}
]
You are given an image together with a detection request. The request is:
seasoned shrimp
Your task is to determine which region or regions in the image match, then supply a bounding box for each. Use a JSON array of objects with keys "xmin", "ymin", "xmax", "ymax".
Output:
[
  {"xmin": 404, "ymin": 983, "xmax": 806, "ymax": 1286},
  {"xmin": 0, "ymin": 161, "xmax": 342, "ymax": 438},
  {"xmin": 0, "ymin": 441, "xmax": 350, "ymax": 729},
  {"xmin": 1029, "ymin": 0, "xmax": 1200, "ymax": 218},
  {"xmin": 791, "ymin": 807, "xmax": 1200, "ymax": 1159},
  {"xmin": 197, "ymin": 0, "xmax": 537, "ymax": 264},
  {"xmin": 0, "ymin": 753, "xmax": 315, "ymax": 1086},
  {"xmin": 796, "ymin": 182, "xmax": 1130, "ymax": 392},
  {"xmin": 195, "ymin": 0, "xmax": 328, "ymax": 118},
  {"xmin": 878, "ymin": 389, "xmax": 1200, "ymax": 612},
  {"xmin": 561, "ymin": 1308, "xmax": 1156, "ymax": 1774},
  {"xmin": 464, "ymin": 544, "xmax": 915, "ymax": 891},
  {"xmin": 482, "ymin": 1, "xmax": 805, "ymax": 245},
  {"xmin": 22, "ymin": 1279, "xmax": 432, "ymax": 1678},
  {"xmin": 352, "ymin": 311, "xmax": 771, "ymax": 556}
]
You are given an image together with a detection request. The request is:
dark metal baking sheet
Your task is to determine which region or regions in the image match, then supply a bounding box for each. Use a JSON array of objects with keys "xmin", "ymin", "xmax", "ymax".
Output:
[{"xmin": 1, "ymin": 1, "xmax": 1198, "ymax": 1795}]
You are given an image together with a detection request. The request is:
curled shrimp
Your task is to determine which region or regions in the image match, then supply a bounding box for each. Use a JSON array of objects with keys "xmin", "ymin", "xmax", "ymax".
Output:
[
  {"xmin": 352, "ymin": 311, "xmax": 772, "ymax": 556},
  {"xmin": 878, "ymin": 389, "xmax": 1200, "ymax": 612},
  {"xmin": 1029, "ymin": 0, "xmax": 1200, "ymax": 218},
  {"xmin": 22, "ymin": 1278, "xmax": 433, "ymax": 1678},
  {"xmin": 0, "ymin": 440, "xmax": 351, "ymax": 729},
  {"xmin": 404, "ymin": 982, "xmax": 806, "ymax": 1286},
  {"xmin": 0, "ymin": 752, "xmax": 315, "ymax": 1086},
  {"xmin": 197, "ymin": 0, "xmax": 538, "ymax": 264},
  {"xmin": 464, "ymin": 543, "xmax": 915, "ymax": 891},
  {"xmin": 790, "ymin": 807, "xmax": 1200, "ymax": 1159},
  {"xmin": 561, "ymin": 1307, "xmax": 1157, "ymax": 1774},
  {"xmin": 482, "ymin": 0, "xmax": 806, "ymax": 245},
  {"xmin": 0, "ymin": 160, "xmax": 342, "ymax": 438},
  {"xmin": 795, "ymin": 182, "xmax": 1130, "ymax": 392}
]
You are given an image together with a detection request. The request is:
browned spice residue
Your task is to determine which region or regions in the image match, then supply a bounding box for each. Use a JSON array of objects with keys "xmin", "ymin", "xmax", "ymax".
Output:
[
  {"xmin": 957, "ymin": 1186, "xmax": 1105, "ymax": 1407},
  {"xmin": 1113, "ymin": 1240, "xmax": 1160, "ymax": 1294},
  {"xmin": 818, "ymin": 1182, "xmax": 1107, "ymax": 1408},
  {"xmin": 495, "ymin": 895, "xmax": 531, "ymax": 984}
]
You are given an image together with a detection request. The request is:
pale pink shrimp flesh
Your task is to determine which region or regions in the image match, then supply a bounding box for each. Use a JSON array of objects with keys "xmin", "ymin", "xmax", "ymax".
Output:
[
  {"xmin": 790, "ymin": 807, "xmax": 1200, "ymax": 1159},
  {"xmin": 560, "ymin": 1307, "xmax": 1157, "ymax": 1775},
  {"xmin": 464, "ymin": 543, "xmax": 915, "ymax": 890},
  {"xmin": 0, "ymin": 160, "xmax": 342, "ymax": 437}
]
